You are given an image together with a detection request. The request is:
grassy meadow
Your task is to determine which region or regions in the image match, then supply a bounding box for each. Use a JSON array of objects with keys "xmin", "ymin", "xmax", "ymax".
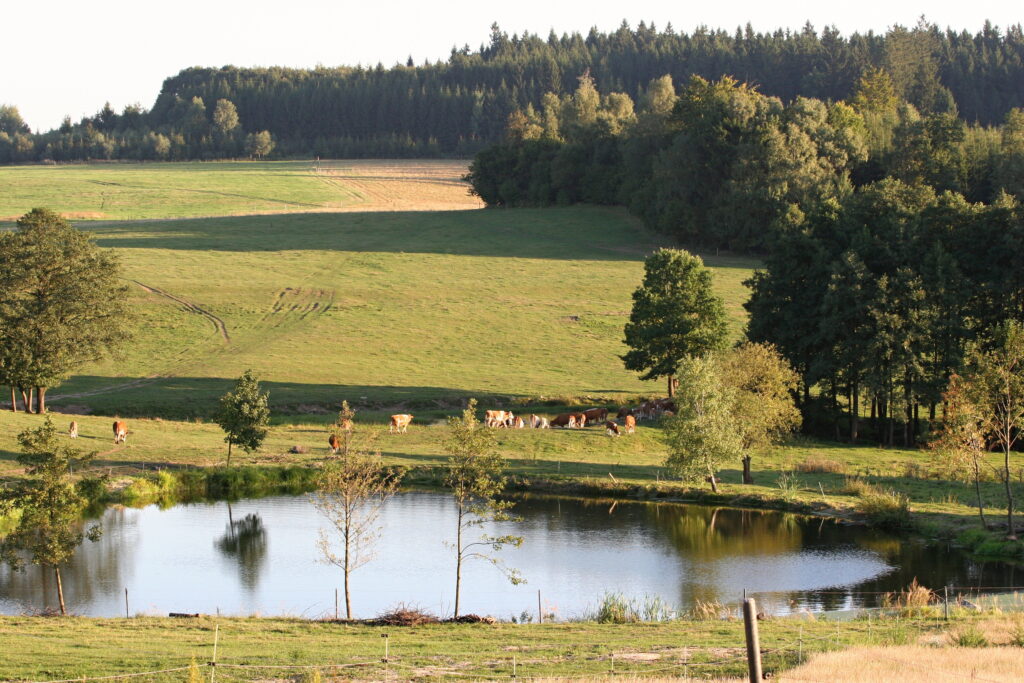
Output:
[
  {"xmin": 0, "ymin": 159, "xmax": 481, "ymax": 220},
  {"xmin": 23, "ymin": 206, "xmax": 753, "ymax": 417}
]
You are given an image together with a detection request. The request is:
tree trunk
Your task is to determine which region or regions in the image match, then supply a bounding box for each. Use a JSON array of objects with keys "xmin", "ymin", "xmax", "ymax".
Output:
[
  {"xmin": 1005, "ymin": 443, "xmax": 1016, "ymax": 540},
  {"xmin": 9, "ymin": 386, "xmax": 16, "ymax": 412},
  {"xmin": 974, "ymin": 461, "xmax": 988, "ymax": 530},
  {"xmin": 741, "ymin": 456, "xmax": 753, "ymax": 485},
  {"xmin": 454, "ymin": 505, "xmax": 463, "ymax": 618},
  {"xmin": 55, "ymin": 567, "xmax": 66, "ymax": 616},
  {"xmin": 851, "ymin": 383, "xmax": 859, "ymax": 442},
  {"xmin": 667, "ymin": 374, "xmax": 675, "ymax": 398},
  {"xmin": 344, "ymin": 524, "xmax": 352, "ymax": 620},
  {"xmin": 913, "ymin": 403, "xmax": 920, "ymax": 443},
  {"xmin": 28, "ymin": 387, "xmax": 35, "ymax": 414},
  {"xmin": 226, "ymin": 440, "xmax": 233, "ymax": 467},
  {"xmin": 708, "ymin": 474, "xmax": 719, "ymax": 493},
  {"xmin": 35, "ymin": 386, "xmax": 46, "ymax": 414},
  {"xmin": 20, "ymin": 387, "xmax": 31, "ymax": 414}
]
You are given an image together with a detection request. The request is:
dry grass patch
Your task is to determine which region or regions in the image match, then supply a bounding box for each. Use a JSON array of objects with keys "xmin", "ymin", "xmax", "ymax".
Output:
[
  {"xmin": 795, "ymin": 453, "xmax": 846, "ymax": 474},
  {"xmin": 316, "ymin": 159, "xmax": 483, "ymax": 211},
  {"xmin": 777, "ymin": 645, "xmax": 1024, "ymax": 682}
]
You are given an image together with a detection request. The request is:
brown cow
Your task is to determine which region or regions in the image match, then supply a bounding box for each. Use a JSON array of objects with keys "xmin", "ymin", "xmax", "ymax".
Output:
[
  {"xmin": 583, "ymin": 408, "xmax": 608, "ymax": 425},
  {"xmin": 569, "ymin": 413, "xmax": 587, "ymax": 429},
  {"xmin": 389, "ymin": 414, "xmax": 413, "ymax": 434},
  {"xmin": 113, "ymin": 420, "xmax": 128, "ymax": 444},
  {"xmin": 550, "ymin": 413, "xmax": 574, "ymax": 428},
  {"xmin": 69, "ymin": 421, "xmax": 78, "ymax": 438},
  {"xmin": 328, "ymin": 434, "xmax": 341, "ymax": 454},
  {"xmin": 605, "ymin": 420, "xmax": 620, "ymax": 437},
  {"xmin": 624, "ymin": 414, "xmax": 636, "ymax": 434}
]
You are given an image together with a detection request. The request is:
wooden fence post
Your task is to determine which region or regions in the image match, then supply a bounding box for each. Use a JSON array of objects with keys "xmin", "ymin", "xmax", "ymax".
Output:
[{"xmin": 743, "ymin": 598, "xmax": 763, "ymax": 682}]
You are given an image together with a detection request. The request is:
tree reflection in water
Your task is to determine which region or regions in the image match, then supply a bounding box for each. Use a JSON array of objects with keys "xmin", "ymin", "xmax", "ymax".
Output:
[{"xmin": 214, "ymin": 505, "xmax": 267, "ymax": 591}]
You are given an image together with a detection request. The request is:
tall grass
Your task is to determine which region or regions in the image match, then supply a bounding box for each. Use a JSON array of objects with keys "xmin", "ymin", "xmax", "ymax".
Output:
[{"xmin": 588, "ymin": 592, "xmax": 676, "ymax": 623}]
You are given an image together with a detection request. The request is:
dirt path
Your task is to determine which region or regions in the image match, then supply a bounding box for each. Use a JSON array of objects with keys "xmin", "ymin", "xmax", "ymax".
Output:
[{"xmin": 131, "ymin": 280, "xmax": 230, "ymax": 342}]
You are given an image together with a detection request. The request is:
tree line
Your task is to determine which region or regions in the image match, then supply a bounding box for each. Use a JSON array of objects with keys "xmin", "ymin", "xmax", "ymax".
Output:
[{"xmin": 2, "ymin": 18, "xmax": 1024, "ymax": 161}]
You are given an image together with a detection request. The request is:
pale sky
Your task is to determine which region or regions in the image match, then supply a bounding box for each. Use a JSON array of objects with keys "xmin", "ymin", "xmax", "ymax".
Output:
[{"xmin": 3, "ymin": 0, "xmax": 1020, "ymax": 132}]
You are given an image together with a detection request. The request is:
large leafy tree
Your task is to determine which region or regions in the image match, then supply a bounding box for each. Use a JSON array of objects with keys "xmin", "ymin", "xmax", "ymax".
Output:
[
  {"xmin": 622, "ymin": 248, "xmax": 728, "ymax": 397},
  {"xmin": 0, "ymin": 208, "xmax": 131, "ymax": 413},
  {"xmin": 0, "ymin": 417, "xmax": 102, "ymax": 615},
  {"xmin": 662, "ymin": 357, "xmax": 742, "ymax": 493},
  {"xmin": 719, "ymin": 343, "xmax": 801, "ymax": 484},
  {"xmin": 214, "ymin": 369, "xmax": 270, "ymax": 466}
]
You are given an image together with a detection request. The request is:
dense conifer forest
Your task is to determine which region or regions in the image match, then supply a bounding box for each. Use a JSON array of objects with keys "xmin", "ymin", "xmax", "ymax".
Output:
[{"xmin": 1, "ymin": 19, "xmax": 1023, "ymax": 161}]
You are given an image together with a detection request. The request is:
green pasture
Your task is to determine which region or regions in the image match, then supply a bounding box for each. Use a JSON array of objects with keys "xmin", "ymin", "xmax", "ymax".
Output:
[
  {"xmin": 0, "ymin": 161, "xmax": 357, "ymax": 220},
  {"xmin": 18, "ymin": 206, "xmax": 755, "ymax": 417}
]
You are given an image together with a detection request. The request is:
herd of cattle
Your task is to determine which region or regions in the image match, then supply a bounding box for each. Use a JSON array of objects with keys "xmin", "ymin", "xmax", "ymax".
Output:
[{"xmin": 68, "ymin": 398, "xmax": 677, "ymax": 452}]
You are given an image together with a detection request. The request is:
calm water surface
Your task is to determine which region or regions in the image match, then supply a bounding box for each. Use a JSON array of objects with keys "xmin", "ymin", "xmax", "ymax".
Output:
[{"xmin": 0, "ymin": 492, "xmax": 1018, "ymax": 618}]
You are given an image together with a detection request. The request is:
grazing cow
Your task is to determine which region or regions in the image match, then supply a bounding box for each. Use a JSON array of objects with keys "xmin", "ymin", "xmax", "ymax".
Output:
[
  {"xmin": 328, "ymin": 434, "xmax": 341, "ymax": 454},
  {"xmin": 624, "ymin": 414, "xmax": 636, "ymax": 434},
  {"xmin": 512, "ymin": 416, "xmax": 525, "ymax": 429},
  {"xmin": 583, "ymin": 408, "xmax": 608, "ymax": 425},
  {"xmin": 484, "ymin": 410, "xmax": 514, "ymax": 428},
  {"xmin": 569, "ymin": 413, "xmax": 587, "ymax": 429},
  {"xmin": 605, "ymin": 421, "xmax": 620, "ymax": 437},
  {"xmin": 389, "ymin": 414, "xmax": 413, "ymax": 434},
  {"xmin": 69, "ymin": 421, "xmax": 78, "ymax": 438},
  {"xmin": 530, "ymin": 414, "xmax": 549, "ymax": 429},
  {"xmin": 550, "ymin": 413, "xmax": 574, "ymax": 428},
  {"xmin": 112, "ymin": 420, "xmax": 128, "ymax": 444}
]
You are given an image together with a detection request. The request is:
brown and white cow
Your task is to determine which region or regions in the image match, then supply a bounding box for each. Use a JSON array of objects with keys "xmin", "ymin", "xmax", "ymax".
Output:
[
  {"xmin": 569, "ymin": 412, "xmax": 587, "ymax": 429},
  {"xmin": 389, "ymin": 414, "xmax": 413, "ymax": 434},
  {"xmin": 512, "ymin": 416, "xmax": 525, "ymax": 429},
  {"xmin": 69, "ymin": 421, "xmax": 78, "ymax": 438},
  {"xmin": 328, "ymin": 434, "xmax": 341, "ymax": 454},
  {"xmin": 529, "ymin": 414, "xmax": 549, "ymax": 429},
  {"xmin": 484, "ymin": 410, "xmax": 514, "ymax": 428},
  {"xmin": 605, "ymin": 420, "xmax": 620, "ymax": 437},
  {"xmin": 584, "ymin": 408, "xmax": 609, "ymax": 426},
  {"xmin": 113, "ymin": 420, "xmax": 128, "ymax": 444},
  {"xmin": 624, "ymin": 414, "xmax": 636, "ymax": 434},
  {"xmin": 550, "ymin": 413, "xmax": 574, "ymax": 428}
]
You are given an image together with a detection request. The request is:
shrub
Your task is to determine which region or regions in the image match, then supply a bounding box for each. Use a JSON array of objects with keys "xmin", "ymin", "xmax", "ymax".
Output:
[
  {"xmin": 687, "ymin": 599, "xmax": 727, "ymax": 621},
  {"xmin": 951, "ymin": 625, "xmax": 990, "ymax": 647},
  {"xmin": 857, "ymin": 488, "xmax": 911, "ymax": 529},
  {"xmin": 795, "ymin": 454, "xmax": 846, "ymax": 474},
  {"xmin": 883, "ymin": 578, "xmax": 934, "ymax": 616},
  {"xmin": 376, "ymin": 604, "xmax": 439, "ymax": 626},
  {"xmin": 776, "ymin": 471, "xmax": 802, "ymax": 500},
  {"xmin": 590, "ymin": 592, "xmax": 676, "ymax": 623}
]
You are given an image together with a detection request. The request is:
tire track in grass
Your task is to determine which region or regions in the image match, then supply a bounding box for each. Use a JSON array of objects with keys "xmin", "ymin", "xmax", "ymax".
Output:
[{"xmin": 130, "ymin": 280, "xmax": 230, "ymax": 343}]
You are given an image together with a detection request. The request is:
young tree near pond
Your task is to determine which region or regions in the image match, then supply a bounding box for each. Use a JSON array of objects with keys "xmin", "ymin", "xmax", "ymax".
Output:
[
  {"xmin": 444, "ymin": 398, "xmax": 524, "ymax": 617},
  {"xmin": 311, "ymin": 431, "xmax": 401, "ymax": 619},
  {"xmin": 964, "ymin": 322, "xmax": 1024, "ymax": 540},
  {"xmin": 930, "ymin": 373, "xmax": 989, "ymax": 530},
  {"xmin": 0, "ymin": 208, "xmax": 131, "ymax": 413},
  {"xmin": 214, "ymin": 369, "xmax": 270, "ymax": 466},
  {"xmin": 663, "ymin": 357, "xmax": 742, "ymax": 493},
  {"xmin": 622, "ymin": 249, "xmax": 728, "ymax": 397},
  {"xmin": 0, "ymin": 417, "xmax": 102, "ymax": 615},
  {"xmin": 719, "ymin": 343, "xmax": 801, "ymax": 484}
]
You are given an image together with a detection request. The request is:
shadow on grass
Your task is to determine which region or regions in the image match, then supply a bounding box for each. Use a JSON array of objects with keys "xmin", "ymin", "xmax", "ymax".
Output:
[{"xmin": 90, "ymin": 209, "xmax": 663, "ymax": 262}]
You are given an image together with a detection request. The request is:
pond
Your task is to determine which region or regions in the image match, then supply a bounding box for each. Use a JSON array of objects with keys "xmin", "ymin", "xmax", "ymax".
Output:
[{"xmin": 0, "ymin": 492, "xmax": 1018, "ymax": 618}]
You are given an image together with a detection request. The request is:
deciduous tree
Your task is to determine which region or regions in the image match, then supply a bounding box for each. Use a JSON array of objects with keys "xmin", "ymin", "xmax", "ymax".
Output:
[
  {"xmin": 0, "ymin": 417, "xmax": 102, "ymax": 615},
  {"xmin": 443, "ymin": 398, "xmax": 523, "ymax": 617},
  {"xmin": 622, "ymin": 248, "xmax": 728, "ymax": 397},
  {"xmin": 214, "ymin": 369, "xmax": 270, "ymax": 466}
]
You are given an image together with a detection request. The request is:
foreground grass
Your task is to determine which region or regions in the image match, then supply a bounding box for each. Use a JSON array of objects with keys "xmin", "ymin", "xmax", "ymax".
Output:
[{"xmin": 0, "ymin": 610, "xmax": 990, "ymax": 681}]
